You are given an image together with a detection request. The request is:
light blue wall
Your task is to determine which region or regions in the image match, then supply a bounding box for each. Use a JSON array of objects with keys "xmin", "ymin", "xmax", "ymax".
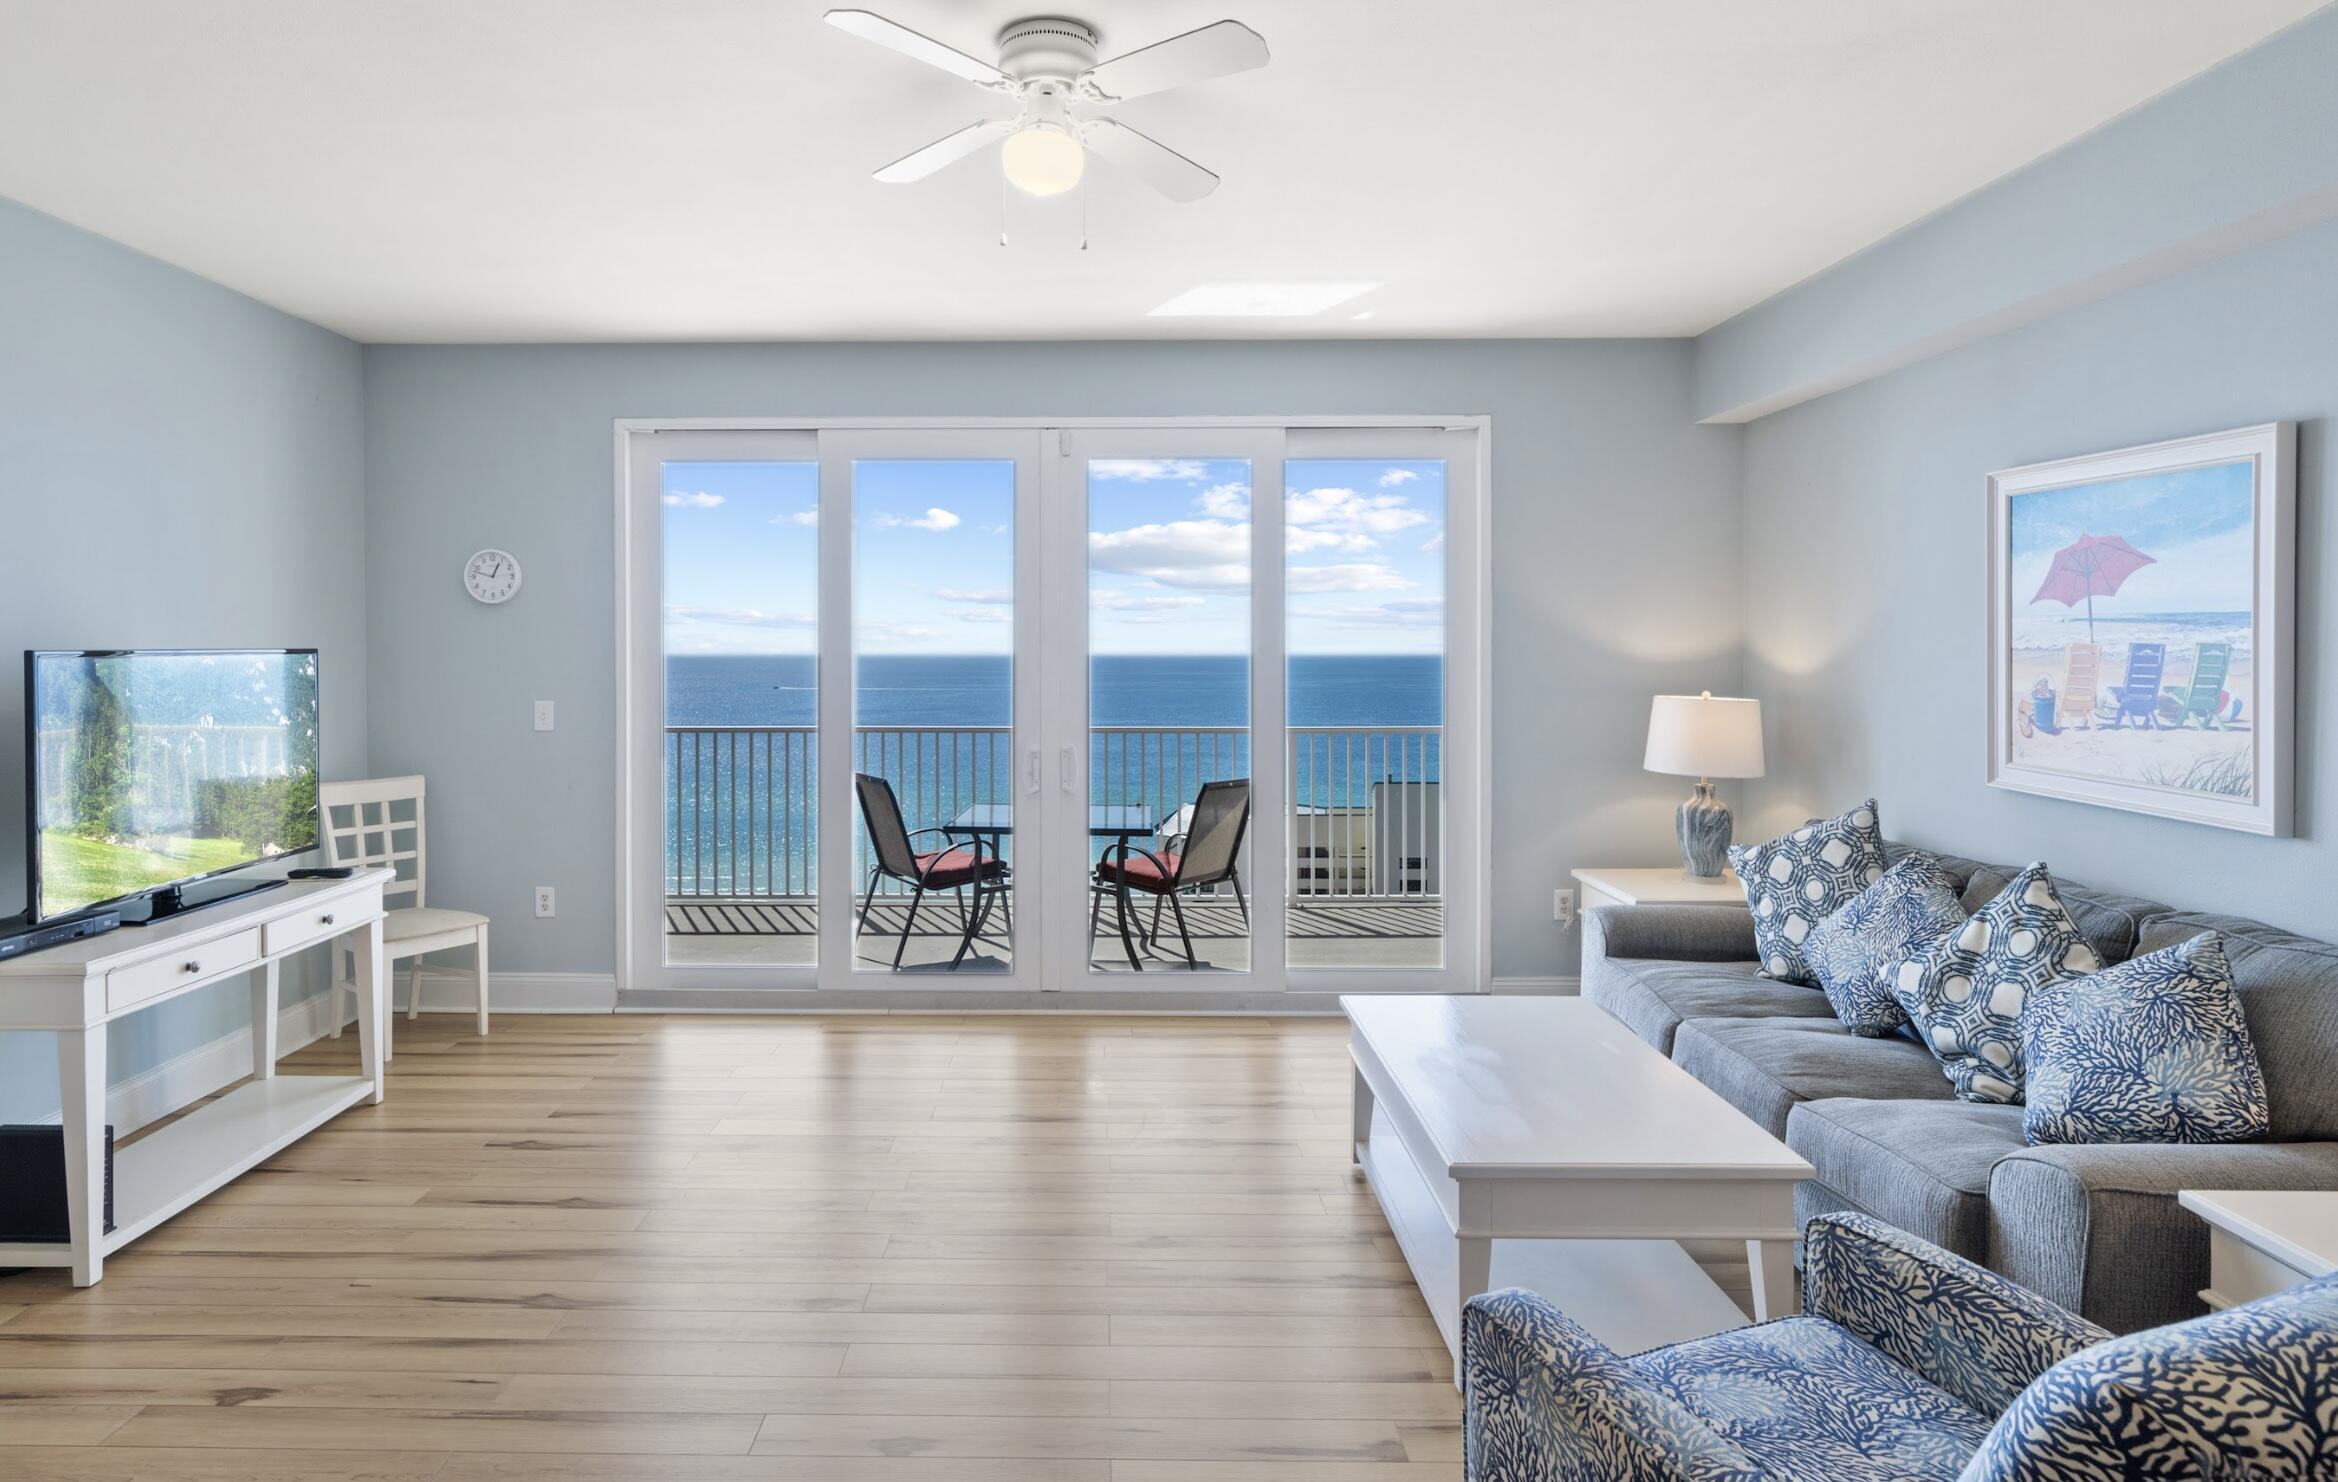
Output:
[
  {"xmin": 0, "ymin": 198, "xmax": 367, "ymax": 1122},
  {"xmin": 360, "ymin": 341, "xmax": 1745, "ymax": 982},
  {"xmin": 1740, "ymin": 211, "xmax": 2335, "ymax": 931},
  {"xmin": 1695, "ymin": 5, "xmax": 2338, "ymax": 424}
]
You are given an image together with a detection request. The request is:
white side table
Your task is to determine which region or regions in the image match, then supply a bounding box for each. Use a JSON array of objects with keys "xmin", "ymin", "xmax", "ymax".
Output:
[
  {"xmin": 2178, "ymin": 1190, "xmax": 2338, "ymax": 1309},
  {"xmin": 1573, "ymin": 866, "xmax": 1747, "ymax": 914}
]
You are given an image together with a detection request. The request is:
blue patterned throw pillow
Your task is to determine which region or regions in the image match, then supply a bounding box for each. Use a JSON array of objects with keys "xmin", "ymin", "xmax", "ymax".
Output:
[
  {"xmin": 1885, "ymin": 863, "xmax": 2100, "ymax": 1104},
  {"xmin": 1728, "ymin": 799, "xmax": 1886, "ymax": 985},
  {"xmin": 2022, "ymin": 932, "xmax": 2270, "ymax": 1146},
  {"xmin": 1802, "ymin": 855, "xmax": 1966, "ymax": 1036}
]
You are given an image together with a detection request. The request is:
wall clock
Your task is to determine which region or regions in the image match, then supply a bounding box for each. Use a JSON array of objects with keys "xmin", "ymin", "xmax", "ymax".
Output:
[{"xmin": 464, "ymin": 548, "xmax": 522, "ymax": 604}]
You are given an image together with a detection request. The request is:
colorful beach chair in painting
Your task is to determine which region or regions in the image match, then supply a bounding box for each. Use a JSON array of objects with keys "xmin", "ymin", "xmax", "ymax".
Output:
[
  {"xmin": 2166, "ymin": 640, "xmax": 2233, "ymax": 729},
  {"xmin": 2059, "ymin": 642, "xmax": 2100, "ymax": 730},
  {"xmin": 2106, "ymin": 641, "xmax": 2166, "ymax": 729}
]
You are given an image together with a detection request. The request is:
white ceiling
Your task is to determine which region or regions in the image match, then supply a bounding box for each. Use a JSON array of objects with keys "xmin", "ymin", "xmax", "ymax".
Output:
[{"xmin": 0, "ymin": 0, "xmax": 2320, "ymax": 342}]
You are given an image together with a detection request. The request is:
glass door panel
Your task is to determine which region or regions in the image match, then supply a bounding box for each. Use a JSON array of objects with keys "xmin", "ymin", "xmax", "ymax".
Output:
[
  {"xmin": 848, "ymin": 457, "xmax": 1019, "ymax": 974},
  {"xmin": 1044, "ymin": 431, "xmax": 1283, "ymax": 984},
  {"xmin": 1284, "ymin": 458, "xmax": 1447, "ymax": 970},
  {"xmin": 661, "ymin": 457, "xmax": 822, "ymax": 969}
]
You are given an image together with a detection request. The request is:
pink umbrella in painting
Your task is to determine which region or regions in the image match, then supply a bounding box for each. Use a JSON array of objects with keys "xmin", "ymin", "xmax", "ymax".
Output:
[{"xmin": 2031, "ymin": 533, "xmax": 2155, "ymax": 641}]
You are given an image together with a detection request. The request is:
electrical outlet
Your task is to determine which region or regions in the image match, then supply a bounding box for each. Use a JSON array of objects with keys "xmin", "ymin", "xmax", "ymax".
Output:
[
  {"xmin": 533, "ymin": 700, "xmax": 555, "ymax": 731},
  {"xmin": 534, "ymin": 886, "xmax": 556, "ymax": 918},
  {"xmin": 1553, "ymin": 888, "xmax": 1575, "ymax": 929}
]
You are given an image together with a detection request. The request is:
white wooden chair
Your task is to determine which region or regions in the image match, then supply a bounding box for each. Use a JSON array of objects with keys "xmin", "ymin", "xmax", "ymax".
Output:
[{"xmin": 320, "ymin": 775, "xmax": 489, "ymax": 1043}]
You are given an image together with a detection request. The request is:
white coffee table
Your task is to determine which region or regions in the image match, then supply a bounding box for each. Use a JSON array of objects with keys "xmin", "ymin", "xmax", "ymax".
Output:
[
  {"xmin": 2179, "ymin": 1189, "xmax": 2338, "ymax": 1309},
  {"xmin": 1345, "ymin": 994, "xmax": 1813, "ymax": 1376}
]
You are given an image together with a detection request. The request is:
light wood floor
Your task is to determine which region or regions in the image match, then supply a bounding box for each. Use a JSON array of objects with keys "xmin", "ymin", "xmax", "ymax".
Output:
[{"xmin": 0, "ymin": 1013, "xmax": 1460, "ymax": 1481}]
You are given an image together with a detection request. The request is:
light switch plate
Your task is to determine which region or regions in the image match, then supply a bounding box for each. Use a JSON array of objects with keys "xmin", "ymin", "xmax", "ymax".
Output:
[{"xmin": 534, "ymin": 700, "xmax": 555, "ymax": 731}]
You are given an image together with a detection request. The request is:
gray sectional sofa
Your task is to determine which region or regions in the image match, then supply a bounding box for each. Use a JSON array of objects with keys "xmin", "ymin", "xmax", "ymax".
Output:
[{"xmin": 1582, "ymin": 843, "xmax": 2338, "ymax": 1333}]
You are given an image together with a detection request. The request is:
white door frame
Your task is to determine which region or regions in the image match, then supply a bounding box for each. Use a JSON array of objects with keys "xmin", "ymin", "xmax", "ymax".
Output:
[{"xmin": 615, "ymin": 416, "xmax": 1492, "ymax": 1002}]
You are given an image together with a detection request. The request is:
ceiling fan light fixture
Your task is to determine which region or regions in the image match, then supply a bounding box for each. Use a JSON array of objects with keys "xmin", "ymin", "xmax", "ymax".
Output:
[{"xmin": 1001, "ymin": 123, "xmax": 1085, "ymax": 196}]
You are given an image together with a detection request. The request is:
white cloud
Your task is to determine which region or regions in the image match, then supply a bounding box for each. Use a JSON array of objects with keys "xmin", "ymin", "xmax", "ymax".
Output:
[
  {"xmin": 664, "ymin": 603, "xmax": 815, "ymax": 629},
  {"xmin": 1283, "ymin": 485, "xmax": 1429, "ymax": 554},
  {"xmin": 772, "ymin": 508, "xmax": 817, "ymax": 526},
  {"xmin": 1088, "ymin": 519, "xmax": 1252, "ymax": 590},
  {"xmin": 1091, "ymin": 458, "xmax": 1208, "ymax": 483},
  {"xmin": 663, "ymin": 491, "xmax": 725, "ymax": 509},
  {"xmin": 853, "ymin": 620, "xmax": 944, "ymax": 648},
  {"xmin": 1288, "ymin": 563, "xmax": 1413, "ymax": 594},
  {"xmin": 1313, "ymin": 597, "xmax": 1444, "ymax": 627},
  {"xmin": 1378, "ymin": 468, "xmax": 1420, "ymax": 487},
  {"xmin": 1197, "ymin": 482, "xmax": 1250, "ymax": 519},
  {"xmin": 1092, "ymin": 589, "xmax": 1207, "ymax": 613},
  {"xmin": 937, "ymin": 587, "xmax": 1012, "ymax": 604},
  {"xmin": 1421, "ymin": 532, "xmax": 1444, "ymax": 552},
  {"xmin": 956, "ymin": 606, "xmax": 1013, "ymax": 625},
  {"xmin": 874, "ymin": 507, "xmax": 961, "ymax": 532}
]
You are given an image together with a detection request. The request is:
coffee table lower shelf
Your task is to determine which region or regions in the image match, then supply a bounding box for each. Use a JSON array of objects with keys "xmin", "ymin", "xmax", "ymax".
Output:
[{"xmin": 1357, "ymin": 1103, "xmax": 1752, "ymax": 1379}]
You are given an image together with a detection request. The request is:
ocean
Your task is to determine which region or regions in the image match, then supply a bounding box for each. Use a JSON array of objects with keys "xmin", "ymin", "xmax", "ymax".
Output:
[
  {"xmin": 667, "ymin": 653, "xmax": 1443, "ymax": 727},
  {"xmin": 664, "ymin": 654, "xmax": 1443, "ymax": 896}
]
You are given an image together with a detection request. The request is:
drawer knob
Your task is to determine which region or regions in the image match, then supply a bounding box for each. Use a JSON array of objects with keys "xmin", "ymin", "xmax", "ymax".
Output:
[
  {"xmin": 182, "ymin": 960, "xmax": 202, "ymax": 974},
  {"xmin": 320, "ymin": 913, "xmax": 337, "ymax": 925}
]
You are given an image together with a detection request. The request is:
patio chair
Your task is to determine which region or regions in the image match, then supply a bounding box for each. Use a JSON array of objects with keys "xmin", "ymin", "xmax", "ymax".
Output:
[
  {"xmin": 2169, "ymin": 640, "xmax": 2233, "ymax": 729},
  {"xmin": 1091, "ymin": 778, "xmax": 1251, "ymax": 971},
  {"xmin": 852, "ymin": 773, "xmax": 1007, "ymax": 970},
  {"xmin": 2058, "ymin": 641, "xmax": 2100, "ymax": 728},
  {"xmin": 2106, "ymin": 641, "xmax": 2166, "ymax": 729}
]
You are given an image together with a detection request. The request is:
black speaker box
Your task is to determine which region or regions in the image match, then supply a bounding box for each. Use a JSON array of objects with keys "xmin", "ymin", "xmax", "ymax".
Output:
[{"xmin": 0, "ymin": 1124, "xmax": 116, "ymax": 1241}]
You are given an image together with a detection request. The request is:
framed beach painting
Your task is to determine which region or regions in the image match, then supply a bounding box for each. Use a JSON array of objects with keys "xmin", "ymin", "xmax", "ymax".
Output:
[{"xmin": 1987, "ymin": 422, "xmax": 2294, "ymax": 835}]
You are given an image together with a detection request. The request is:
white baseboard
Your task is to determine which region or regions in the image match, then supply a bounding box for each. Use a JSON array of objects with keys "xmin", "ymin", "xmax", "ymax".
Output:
[
  {"xmin": 1492, "ymin": 975, "xmax": 1580, "ymax": 995},
  {"xmin": 394, "ymin": 968, "xmax": 619, "ymax": 1015},
  {"xmin": 40, "ymin": 990, "xmax": 342, "ymax": 1137}
]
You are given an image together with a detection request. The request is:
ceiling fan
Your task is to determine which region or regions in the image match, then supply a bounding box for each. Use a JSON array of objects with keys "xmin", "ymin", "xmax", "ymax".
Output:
[{"xmin": 824, "ymin": 10, "xmax": 1269, "ymax": 203}]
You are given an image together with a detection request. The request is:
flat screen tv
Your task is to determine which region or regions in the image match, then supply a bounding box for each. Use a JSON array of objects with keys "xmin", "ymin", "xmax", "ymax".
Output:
[{"xmin": 25, "ymin": 649, "xmax": 320, "ymax": 923}]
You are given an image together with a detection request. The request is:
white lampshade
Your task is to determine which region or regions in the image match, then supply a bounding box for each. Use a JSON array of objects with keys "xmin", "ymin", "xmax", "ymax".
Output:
[{"xmin": 1644, "ymin": 692, "xmax": 1765, "ymax": 780}]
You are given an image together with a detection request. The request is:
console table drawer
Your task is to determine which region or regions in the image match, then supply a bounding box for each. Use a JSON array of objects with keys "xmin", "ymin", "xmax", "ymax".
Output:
[
  {"xmin": 265, "ymin": 903, "xmax": 357, "ymax": 957},
  {"xmin": 107, "ymin": 929, "xmax": 264, "ymax": 1012}
]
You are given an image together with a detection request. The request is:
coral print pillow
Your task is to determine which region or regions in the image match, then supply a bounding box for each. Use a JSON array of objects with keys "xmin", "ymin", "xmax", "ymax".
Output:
[
  {"xmin": 1728, "ymin": 800, "xmax": 1886, "ymax": 986},
  {"xmin": 2022, "ymin": 932, "xmax": 2270, "ymax": 1146},
  {"xmin": 1886, "ymin": 863, "xmax": 2099, "ymax": 1104},
  {"xmin": 1801, "ymin": 854, "xmax": 1967, "ymax": 1036}
]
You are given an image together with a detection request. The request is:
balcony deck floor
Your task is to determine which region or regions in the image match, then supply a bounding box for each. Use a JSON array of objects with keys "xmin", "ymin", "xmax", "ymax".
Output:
[{"xmin": 665, "ymin": 898, "xmax": 1443, "ymax": 972}]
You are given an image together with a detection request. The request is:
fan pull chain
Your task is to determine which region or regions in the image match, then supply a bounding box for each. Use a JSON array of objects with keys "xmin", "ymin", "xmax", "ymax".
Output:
[{"xmin": 1079, "ymin": 185, "xmax": 1089, "ymax": 252}]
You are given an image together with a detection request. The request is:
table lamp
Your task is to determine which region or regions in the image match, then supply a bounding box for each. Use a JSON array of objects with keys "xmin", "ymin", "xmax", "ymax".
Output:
[{"xmin": 1644, "ymin": 692, "xmax": 1765, "ymax": 877}]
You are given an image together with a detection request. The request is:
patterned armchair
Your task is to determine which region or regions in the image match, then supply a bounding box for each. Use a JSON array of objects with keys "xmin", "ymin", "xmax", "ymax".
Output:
[{"xmin": 1464, "ymin": 1211, "xmax": 2338, "ymax": 1481}]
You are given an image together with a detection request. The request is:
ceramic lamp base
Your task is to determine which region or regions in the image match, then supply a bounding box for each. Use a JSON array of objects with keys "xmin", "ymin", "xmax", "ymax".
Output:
[{"xmin": 1676, "ymin": 780, "xmax": 1732, "ymax": 878}]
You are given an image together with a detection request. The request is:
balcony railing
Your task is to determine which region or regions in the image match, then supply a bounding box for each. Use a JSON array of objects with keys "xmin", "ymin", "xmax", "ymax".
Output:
[{"xmin": 665, "ymin": 724, "xmax": 1441, "ymax": 903}]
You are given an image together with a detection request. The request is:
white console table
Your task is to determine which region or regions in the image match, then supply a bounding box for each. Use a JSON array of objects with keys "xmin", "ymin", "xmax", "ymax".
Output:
[{"xmin": 0, "ymin": 868, "xmax": 389, "ymax": 1285}]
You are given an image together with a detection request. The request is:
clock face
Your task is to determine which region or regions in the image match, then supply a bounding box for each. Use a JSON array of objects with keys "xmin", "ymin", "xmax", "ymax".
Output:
[{"xmin": 464, "ymin": 549, "xmax": 522, "ymax": 604}]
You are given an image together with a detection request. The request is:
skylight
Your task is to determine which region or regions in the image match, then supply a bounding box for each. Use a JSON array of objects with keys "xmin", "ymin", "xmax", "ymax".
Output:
[{"xmin": 1146, "ymin": 283, "xmax": 1379, "ymax": 317}]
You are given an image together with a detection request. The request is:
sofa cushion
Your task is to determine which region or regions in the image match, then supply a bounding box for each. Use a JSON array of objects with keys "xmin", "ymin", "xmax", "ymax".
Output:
[
  {"xmin": 1670, "ymin": 1017, "xmax": 1955, "ymax": 1139},
  {"xmin": 1729, "ymin": 799, "xmax": 1888, "ymax": 985},
  {"xmin": 1804, "ymin": 855, "xmax": 1968, "ymax": 1037},
  {"xmin": 1884, "ymin": 841, "xmax": 1990, "ymax": 893},
  {"xmin": 2136, "ymin": 910, "xmax": 2338, "ymax": 1141},
  {"xmin": 1889, "ymin": 864, "xmax": 2101, "ymax": 1105},
  {"xmin": 1583, "ymin": 958, "xmax": 1834, "ymax": 1056},
  {"xmin": 1786, "ymin": 1098, "xmax": 2028, "ymax": 1260},
  {"xmin": 2023, "ymin": 932, "xmax": 2271, "ymax": 1147},
  {"xmin": 1633, "ymin": 1316, "xmax": 1993, "ymax": 1482},
  {"xmin": 1959, "ymin": 864, "xmax": 2163, "ymax": 967}
]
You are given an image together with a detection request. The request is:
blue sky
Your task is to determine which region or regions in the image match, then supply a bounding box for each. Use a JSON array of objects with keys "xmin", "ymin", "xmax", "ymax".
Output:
[
  {"xmin": 2009, "ymin": 458, "xmax": 2255, "ymax": 618},
  {"xmin": 661, "ymin": 453, "xmax": 1446, "ymax": 656}
]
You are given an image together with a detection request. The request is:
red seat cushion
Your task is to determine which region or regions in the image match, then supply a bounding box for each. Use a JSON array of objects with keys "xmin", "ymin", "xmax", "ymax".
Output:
[
  {"xmin": 1096, "ymin": 849, "xmax": 1181, "ymax": 893},
  {"xmin": 912, "ymin": 847, "xmax": 1005, "ymax": 889}
]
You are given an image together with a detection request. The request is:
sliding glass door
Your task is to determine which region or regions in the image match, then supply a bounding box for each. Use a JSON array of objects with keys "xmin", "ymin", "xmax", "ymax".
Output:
[{"xmin": 623, "ymin": 421, "xmax": 1481, "ymax": 997}]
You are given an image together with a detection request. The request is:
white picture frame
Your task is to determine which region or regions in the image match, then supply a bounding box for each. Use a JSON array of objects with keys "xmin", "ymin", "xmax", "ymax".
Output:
[{"xmin": 1986, "ymin": 422, "xmax": 2294, "ymax": 835}]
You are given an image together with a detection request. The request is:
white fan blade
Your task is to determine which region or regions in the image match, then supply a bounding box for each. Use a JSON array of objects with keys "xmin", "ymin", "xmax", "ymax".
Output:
[
  {"xmin": 825, "ymin": 9, "xmax": 1011, "ymax": 88},
  {"xmin": 874, "ymin": 118, "xmax": 1014, "ymax": 182},
  {"xmin": 1081, "ymin": 117, "xmax": 1218, "ymax": 202},
  {"xmin": 1080, "ymin": 20, "xmax": 1267, "ymax": 102}
]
